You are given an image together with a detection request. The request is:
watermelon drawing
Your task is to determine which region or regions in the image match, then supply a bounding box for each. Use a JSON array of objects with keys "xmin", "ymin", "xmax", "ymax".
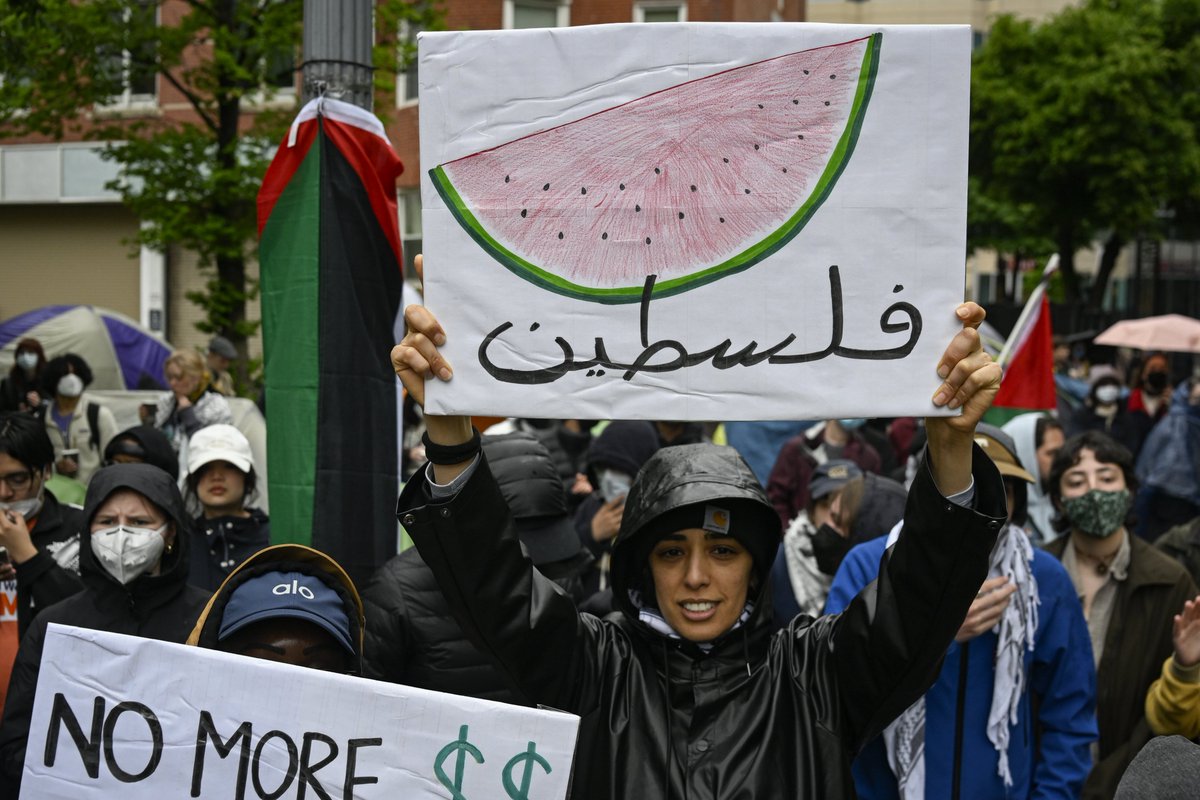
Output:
[{"xmin": 431, "ymin": 33, "xmax": 882, "ymax": 304}]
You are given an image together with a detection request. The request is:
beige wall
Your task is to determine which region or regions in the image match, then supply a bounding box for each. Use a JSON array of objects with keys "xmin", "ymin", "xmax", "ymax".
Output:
[
  {"xmin": 166, "ymin": 244, "xmax": 263, "ymax": 360},
  {"xmin": 806, "ymin": 0, "xmax": 1077, "ymax": 26},
  {"xmin": 0, "ymin": 204, "xmax": 140, "ymax": 321}
]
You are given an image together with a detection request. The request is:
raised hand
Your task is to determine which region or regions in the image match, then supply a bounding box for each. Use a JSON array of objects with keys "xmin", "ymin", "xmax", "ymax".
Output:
[{"xmin": 1173, "ymin": 595, "xmax": 1200, "ymax": 668}]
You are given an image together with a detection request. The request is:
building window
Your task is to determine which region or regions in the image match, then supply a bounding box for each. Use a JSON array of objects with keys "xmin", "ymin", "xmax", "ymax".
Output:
[
  {"xmin": 503, "ymin": 0, "xmax": 570, "ymax": 30},
  {"xmin": 634, "ymin": 2, "xmax": 687, "ymax": 22},
  {"xmin": 397, "ymin": 22, "xmax": 423, "ymax": 107},
  {"xmin": 99, "ymin": 1, "xmax": 158, "ymax": 108},
  {"xmin": 399, "ymin": 188, "xmax": 422, "ymax": 281}
]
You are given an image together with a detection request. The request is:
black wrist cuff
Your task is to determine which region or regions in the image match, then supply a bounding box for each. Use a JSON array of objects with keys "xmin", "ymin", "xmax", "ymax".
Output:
[{"xmin": 422, "ymin": 428, "xmax": 481, "ymax": 465}]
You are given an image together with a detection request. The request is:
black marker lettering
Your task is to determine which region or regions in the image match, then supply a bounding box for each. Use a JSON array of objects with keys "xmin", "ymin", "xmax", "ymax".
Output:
[
  {"xmin": 191, "ymin": 711, "xmax": 252, "ymax": 799},
  {"xmin": 298, "ymin": 732, "xmax": 339, "ymax": 800},
  {"xmin": 44, "ymin": 693, "xmax": 103, "ymax": 778},
  {"xmin": 343, "ymin": 738, "xmax": 382, "ymax": 798},
  {"xmin": 251, "ymin": 730, "xmax": 298, "ymax": 800},
  {"xmin": 102, "ymin": 701, "xmax": 162, "ymax": 783}
]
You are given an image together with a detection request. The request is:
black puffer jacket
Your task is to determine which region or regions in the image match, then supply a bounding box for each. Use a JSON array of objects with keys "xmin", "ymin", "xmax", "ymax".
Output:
[
  {"xmin": 188, "ymin": 507, "xmax": 271, "ymax": 591},
  {"xmin": 13, "ymin": 491, "xmax": 83, "ymax": 640},
  {"xmin": 399, "ymin": 443, "xmax": 1006, "ymax": 800},
  {"xmin": 0, "ymin": 464, "xmax": 209, "ymax": 796}
]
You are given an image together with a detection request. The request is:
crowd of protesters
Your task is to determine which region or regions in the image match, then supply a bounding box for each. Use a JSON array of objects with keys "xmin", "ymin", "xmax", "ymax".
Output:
[{"xmin": 0, "ymin": 310, "xmax": 1199, "ymax": 798}]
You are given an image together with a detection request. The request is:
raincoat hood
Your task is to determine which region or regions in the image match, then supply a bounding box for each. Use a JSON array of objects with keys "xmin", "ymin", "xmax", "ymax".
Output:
[
  {"xmin": 186, "ymin": 543, "xmax": 366, "ymax": 673},
  {"xmin": 80, "ymin": 462, "xmax": 193, "ymax": 590},
  {"xmin": 610, "ymin": 443, "xmax": 781, "ymax": 640},
  {"xmin": 104, "ymin": 425, "xmax": 180, "ymax": 480}
]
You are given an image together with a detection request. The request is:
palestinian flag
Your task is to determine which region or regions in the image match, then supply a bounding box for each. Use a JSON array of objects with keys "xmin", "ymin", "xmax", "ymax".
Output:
[
  {"xmin": 257, "ymin": 98, "xmax": 404, "ymax": 585},
  {"xmin": 986, "ymin": 257, "xmax": 1058, "ymax": 426}
]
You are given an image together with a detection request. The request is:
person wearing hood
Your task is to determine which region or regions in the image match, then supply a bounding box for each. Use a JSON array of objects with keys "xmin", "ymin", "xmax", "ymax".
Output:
[
  {"xmin": 1042, "ymin": 430, "xmax": 1197, "ymax": 798},
  {"xmin": 772, "ymin": 466, "xmax": 906, "ymax": 627},
  {"xmin": 0, "ymin": 463, "xmax": 209, "ymax": 794},
  {"xmin": 826, "ymin": 424, "xmax": 1096, "ymax": 799},
  {"xmin": 1002, "ymin": 412, "xmax": 1065, "ymax": 544},
  {"xmin": 1134, "ymin": 378, "xmax": 1200, "ymax": 541},
  {"xmin": 184, "ymin": 424, "xmax": 271, "ymax": 591},
  {"xmin": 37, "ymin": 354, "xmax": 118, "ymax": 487},
  {"xmin": 362, "ymin": 431, "xmax": 592, "ymax": 702},
  {"xmin": 0, "ymin": 413, "xmax": 84, "ymax": 641},
  {"xmin": 390, "ymin": 300, "xmax": 1007, "ymax": 800},
  {"xmin": 0, "ymin": 339, "xmax": 46, "ymax": 414},
  {"xmin": 573, "ymin": 420, "xmax": 661, "ymax": 597},
  {"xmin": 102, "ymin": 424, "xmax": 180, "ymax": 480},
  {"xmin": 187, "ymin": 544, "xmax": 363, "ymax": 675}
]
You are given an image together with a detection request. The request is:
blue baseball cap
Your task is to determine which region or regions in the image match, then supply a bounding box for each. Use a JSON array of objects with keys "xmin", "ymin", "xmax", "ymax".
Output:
[{"xmin": 218, "ymin": 570, "xmax": 355, "ymax": 655}]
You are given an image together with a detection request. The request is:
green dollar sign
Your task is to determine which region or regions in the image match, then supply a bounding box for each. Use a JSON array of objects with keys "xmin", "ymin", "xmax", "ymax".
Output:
[
  {"xmin": 434, "ymin": 724, "xmax": 485, "ymax": 800},
  {"xmin": 501, "ymin": 741, "xmax": 552, "ymax": 800}
]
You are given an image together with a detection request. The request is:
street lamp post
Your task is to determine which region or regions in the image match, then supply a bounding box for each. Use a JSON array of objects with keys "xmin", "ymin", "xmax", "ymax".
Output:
[{"xmin": 301, "ymin": 0, "xmax": 374, "ymax": 110}]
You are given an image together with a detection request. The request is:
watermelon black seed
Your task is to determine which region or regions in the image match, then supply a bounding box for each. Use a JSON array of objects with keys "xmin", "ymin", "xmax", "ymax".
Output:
[
  {"xmin": 557, "ymin": 232, "xmax": 564, "ymax": 239},
  {"xmin": 530, "ymin": 322, "xmax": 540, "ymax": 331},
  {"xmin": 678, "ymin": 212, "xmax": 685, "ymax": 219},
  {"xmin": 830, "ymin": 74, "xmax": 836, "ymax": 79},
  {"xmin": 635, "ymin": 204, "xmax": 641, "ymax": 212},
  {"xmin": 520, "ymin": 209, "xmax": 527, "ymax": 217},
  {"xmin": 654, "ymin": 167, "xmax": 661, "ymax": 174},
  {"xmin": 792, "ymin": 99, "xmax": 799, "ymax": 105},
  {"xmin": 543, "ymin": 183, "xmax": 550, "ymax": 191},
  {"xmin": 645, "ymin": 237, "xmax": 652, "ymax": 245},
  {"xmin": 602, "ymin": 232, "xmax": 608, "ymax": 240},
  {"xmin": 798, "ymin": 134, "xmax": 805, "ymax": 140},
  {"xmin": 596, "ymin": 369, "xmax": 606, "ymax": 376},
  {"xmin": 744, "ymin": 188, "xmax": 751, "ymax": 194},
  {"xmin": 824, "ymin": 101, "xmax": 830, "ymax": 107},
  {"xmin": 586, "ymin": 369, "xmax": 595, "ymax": 377},
  {"xmin": 757, "ymin": 104, "xmax": 763, "ymax": 109},
  {"xmin": 782, "ymin": 168, "xmax": 788, "ymax": 173},
  {"xmin": 690, "ymin": 185, "xmax": 697, "ymax": 192},
  {"xmin": 719, "ymin": 217, "xmax": 725, "ymax": 223},
  {"xmin": 803, "ymin": 69, "xmax": 809, "ymax": 75},
  {"xmin": 504, "ymin": 175, "xmax": 510, "ymax": 183},
  {"xmin": 754, "ymin": 144, "xmax": 760, "ymax": 151},
  {"xmin": 619, "ymin": 183, "xmax": 625, "ymax": 190},
  {"xmin": 723, "ymin": 157, "xmax": 729, "ymax": 163},
  {"xmin": 581, "ymin": 187, "xmax": 587, "ymax": 195}
]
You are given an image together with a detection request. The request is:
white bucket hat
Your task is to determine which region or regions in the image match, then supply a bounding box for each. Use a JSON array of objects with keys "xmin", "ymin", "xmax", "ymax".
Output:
[{"xmin": 187, "ymin": 424, "xmax": 254, "ymax": 476}]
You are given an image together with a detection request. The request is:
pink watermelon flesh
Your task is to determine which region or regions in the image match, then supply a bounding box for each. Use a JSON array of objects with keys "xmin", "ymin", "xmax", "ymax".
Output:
[{"xmin": 436, "ymin": 35, "xmax": 875, "ymax": 292}]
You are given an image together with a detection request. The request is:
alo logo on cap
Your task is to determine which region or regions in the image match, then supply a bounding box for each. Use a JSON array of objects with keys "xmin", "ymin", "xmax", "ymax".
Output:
[{"xmin": 272, "ymin": 579, "xmax": 316, "ymax": 600}]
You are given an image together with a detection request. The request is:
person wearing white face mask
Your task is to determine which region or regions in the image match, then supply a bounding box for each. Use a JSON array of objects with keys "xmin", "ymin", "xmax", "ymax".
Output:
[
  {"xmin": 0, "ymin": 339, "xmax": 46, "ymax": 414},
  {"xmin": 0, "ymin": 462, "xmax": 209, "ymax": 794},
  {"xmin": 35, "ymin": 355, "xmax": 117, "ymax": 489}
]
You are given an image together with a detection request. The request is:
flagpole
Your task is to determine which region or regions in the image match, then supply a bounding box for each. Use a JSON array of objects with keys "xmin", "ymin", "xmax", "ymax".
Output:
[{"xmin": 997, "ymin": 254, "xmax": 1059, "ymax": 369}]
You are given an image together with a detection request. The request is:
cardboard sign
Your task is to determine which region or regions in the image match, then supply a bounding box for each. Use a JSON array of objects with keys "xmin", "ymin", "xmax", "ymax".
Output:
[
  {"xmin": 418, "ymin": 23, "xmax": 971, "ymax": 420},
  {"xmin": 23, "ymin": 625, "xmax": 580, "ymax": 799}
]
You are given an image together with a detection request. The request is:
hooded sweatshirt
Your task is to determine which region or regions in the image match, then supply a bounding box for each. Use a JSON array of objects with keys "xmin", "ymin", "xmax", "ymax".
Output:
[
  {"xmin": 399, "ymin": 441, "xmax": 1007, "ymax": 800},
  {"xmin": 1002, "ymin": 413, "xmax": 1058, "ymax": 544},
  {"xmin": 186, "ymin": 543, "xmax": 364, "ymax": 675},
  {"xmin": 0, "ymin": 463, "xmax": 209, "ymax": 795}
]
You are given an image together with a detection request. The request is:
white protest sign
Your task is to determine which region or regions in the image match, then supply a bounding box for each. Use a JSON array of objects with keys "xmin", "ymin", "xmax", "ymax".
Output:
[
  {"xmin": 419, "ymin": 23, "xmax": 970, "ymax": 421},
  {"xmin": 22, "ymin": 625, "xmax": 580, "ymax": 799}
]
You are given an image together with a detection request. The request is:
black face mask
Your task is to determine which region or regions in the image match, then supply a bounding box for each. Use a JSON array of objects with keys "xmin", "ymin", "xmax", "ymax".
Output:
[
  {"xmin": 812, "ymin": 524, "xmax": 852, "ymax": 576},
  {"xmin": 1145, "ymin": 371, "xmax": 1169, "ymax": 394}
]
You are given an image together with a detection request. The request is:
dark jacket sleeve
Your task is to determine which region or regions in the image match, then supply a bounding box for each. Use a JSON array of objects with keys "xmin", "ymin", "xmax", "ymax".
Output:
[
  {"xmin": 15, "ymin": 553, "xmax": 83, "ymax": 639},
  {"xmin": 397, "ymin": 454, "xmax": 609, "ymax": 716},
  {"xmin": 360, "ymin": 563, "xmax": 414, "ymax": 683},
  {"xmin": 826, "ymin": 445, "xmax": 1006, "ymax": 751},
  {"xmin": 0, "ymin": 615, "xmax": 48, "ymax": 797}
]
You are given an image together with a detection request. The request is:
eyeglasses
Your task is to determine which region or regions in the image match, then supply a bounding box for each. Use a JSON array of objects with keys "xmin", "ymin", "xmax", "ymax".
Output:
[{"xmin": 0, "ymin": 470, "xmax": 34, "ymax": 492}]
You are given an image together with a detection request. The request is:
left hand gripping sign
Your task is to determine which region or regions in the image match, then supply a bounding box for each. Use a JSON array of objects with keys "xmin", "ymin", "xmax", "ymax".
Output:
[
  {"xmin": 23, "ymin": 625, "xmax": 580, "ymax": 799},
  {"xmin": 419, "ymin": 22, "xmax": 971, "ymax": 421}
]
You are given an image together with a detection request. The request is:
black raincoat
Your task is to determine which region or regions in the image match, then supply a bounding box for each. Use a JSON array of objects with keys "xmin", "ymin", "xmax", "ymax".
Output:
[
  {"xmin": 0, "ymin": 464, "xmax": 209, "ymax": 796},
  {"xmin": 399, "ymin": 442, "xmax": 1006, "ymax": 800}
]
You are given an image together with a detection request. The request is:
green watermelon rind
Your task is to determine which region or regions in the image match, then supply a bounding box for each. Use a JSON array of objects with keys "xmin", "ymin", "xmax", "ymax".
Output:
[{"xmin": 431, "ymin": 32, "xmax": 882, "ymax": 305}]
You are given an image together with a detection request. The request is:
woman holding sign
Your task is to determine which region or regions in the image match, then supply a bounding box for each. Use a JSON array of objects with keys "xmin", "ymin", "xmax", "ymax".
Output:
[
  {"xmin": 391, "ymin": 291, "xmax": 1006, "ymax": 800},
  {"xmin": 0, "ymin": 463, "xmax": 209, "ymax": 796}
]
